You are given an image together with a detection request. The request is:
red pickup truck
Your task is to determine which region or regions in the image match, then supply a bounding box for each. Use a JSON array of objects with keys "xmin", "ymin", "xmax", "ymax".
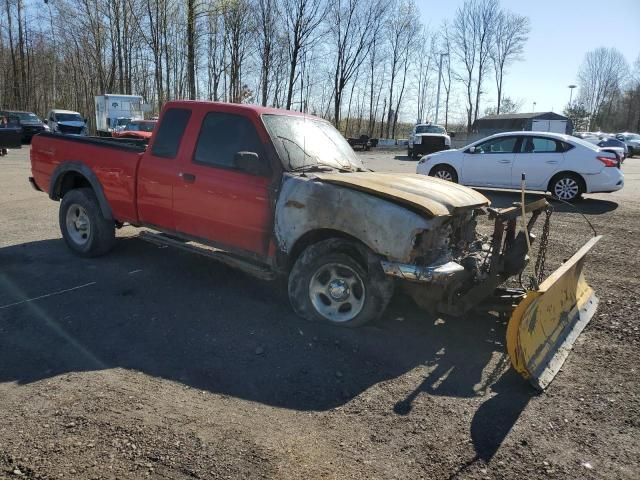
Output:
[{"xmin": 30, "ymin": 100, "xmax": 544, "ymax": 328}]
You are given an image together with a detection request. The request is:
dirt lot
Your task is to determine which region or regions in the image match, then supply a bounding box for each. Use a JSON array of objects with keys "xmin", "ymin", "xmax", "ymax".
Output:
[{"xmin": 1, "ymin": 145, "xmax": 638, "ymax": 479}]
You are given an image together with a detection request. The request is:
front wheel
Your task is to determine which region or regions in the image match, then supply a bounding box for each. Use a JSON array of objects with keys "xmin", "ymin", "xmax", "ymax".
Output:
[
  {"xmin": 549, "ymin": 174, "xmax": 583, "ymax": 202},
  {"xmin": 288, "ymin": 239, "xmax": 393, "ymax": 327},
  {"xmin": 429, "ymin": 164, "xmax": 458, "ymax": 183},
  {"xmin": 59, "ymin": 188, "xmax": 116, "ymax": 257}
]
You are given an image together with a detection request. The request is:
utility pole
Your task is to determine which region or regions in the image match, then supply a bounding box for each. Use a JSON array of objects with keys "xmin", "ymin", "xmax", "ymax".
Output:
[
  {"xmin": 434, "ymin": 52, "xmax": 448, "ymax": 125},
  {"xmin": 532, "ymin": 101, "xmax": 536, "ymax": 112}
]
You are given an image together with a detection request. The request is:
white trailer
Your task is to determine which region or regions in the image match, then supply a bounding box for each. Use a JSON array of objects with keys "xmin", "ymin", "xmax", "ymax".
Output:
[{"xmin": 95, "ymin": 94, "xmax": 144, "ymax": 136}]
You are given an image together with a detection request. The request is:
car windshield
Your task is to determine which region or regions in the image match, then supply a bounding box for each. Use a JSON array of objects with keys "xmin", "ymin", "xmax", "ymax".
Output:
[
  {"xmin": 55, "ymin": 113, "xmax": 83, "ymax": 122},
  {"xmin": 262, "ymin": 114, "xmax": 364, "ymax": 171},
  {"xmin": 625, "ymin": 134, "xmax": 640, "ymax": 140},
  {"xmin": 416, "ymin": 125, "xmax": 445, "ymax": 134},
  {"xmin": 15, "ymin": 112, "xmax": 40, "ymax": 122},
  {"xmin": 599, "ymin": 138, "xmax": 622, "ymax": 147},
  {"xmin": 117, "ymin": 118, "xmax": 131, "ymax": 126},
  {"xmin": 126, "ymin": 121, "xmax": 155, "ymax": 132}
]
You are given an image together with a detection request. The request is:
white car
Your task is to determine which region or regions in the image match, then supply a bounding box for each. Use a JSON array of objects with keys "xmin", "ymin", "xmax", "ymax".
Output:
[
  {"xmin": 416, "ymin": 131, "xmax": 624, "ymax": 201},
  {"xmin": 45, "ymin": 109, "xmax": 88, "ymax": 136}
]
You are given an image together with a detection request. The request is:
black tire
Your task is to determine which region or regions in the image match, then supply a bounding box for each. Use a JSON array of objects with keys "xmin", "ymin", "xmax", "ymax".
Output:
[
  {"xmin": 629, "ymin": 146, "xmax": 635, "ymax": 157},
  {"xmin": 288, "ymin": 238, "xmax": 394, "ymax": 328},
  {"xmin": 407, "ymin": 147, "xmax": 413, "ymax": 158},
  {"xmin": 549, "ymin": 173, "xmax": 584, "ymax": 202},
  {"xmin": 59, "ymin": 188, "xmax": 116, "ymax": 257},
  {"xmin": 429, "ymin": 164, "xmax": 458, "ymax": 183}
]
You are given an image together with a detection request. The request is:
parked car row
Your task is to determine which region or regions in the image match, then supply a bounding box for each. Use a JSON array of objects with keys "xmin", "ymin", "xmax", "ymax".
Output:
[
  {"xmin": 416, "ymin": 131, "xmax": 624, "ymax": 201},
  {"xmin": 575, "ymin": 131, "xmax": 640, "ymax": 158}
]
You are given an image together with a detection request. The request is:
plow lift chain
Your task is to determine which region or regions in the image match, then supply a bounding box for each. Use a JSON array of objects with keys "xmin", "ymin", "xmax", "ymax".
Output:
[{"xmin": 532, "ymin": 205, "xmax": 553, "ymax": 288}]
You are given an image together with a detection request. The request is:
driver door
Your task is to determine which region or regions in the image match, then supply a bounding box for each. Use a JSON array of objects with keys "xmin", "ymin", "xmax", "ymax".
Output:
[
  {"xmin": 172, "ymin": 111, "xmax": 274, "ymax": 257},
  {"xmin": 462, "ymin": 135, "xmax": 519, "ymax": 187}
]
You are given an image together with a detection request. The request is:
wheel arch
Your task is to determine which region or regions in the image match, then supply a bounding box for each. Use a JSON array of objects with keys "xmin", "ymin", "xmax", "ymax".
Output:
[
  {"xmin": 285, "ymin": 229, "xmax": 371, "ymax": 271},
  {"xmin": 50, "ymin": 161, "xmax": 113, "ymax": 220},
  {"xmin": 547, "ymin": 170, "xmax": 587, "ymax": 194}
]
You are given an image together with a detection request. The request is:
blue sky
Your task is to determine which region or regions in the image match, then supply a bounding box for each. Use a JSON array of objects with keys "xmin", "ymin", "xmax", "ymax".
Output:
[{"xmin": 418, "ymin": 0, "xmax": 640, "ymax": 116}]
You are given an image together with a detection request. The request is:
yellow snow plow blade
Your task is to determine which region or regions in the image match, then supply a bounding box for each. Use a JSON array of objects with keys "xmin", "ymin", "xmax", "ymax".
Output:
[{"xmin": 506, "ymin": 236, "xmax": 602, "ymax": 390}]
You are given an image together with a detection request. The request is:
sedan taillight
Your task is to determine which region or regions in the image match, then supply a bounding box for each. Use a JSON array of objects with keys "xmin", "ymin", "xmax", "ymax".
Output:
[{"xmin": 597, "ymin": 156, "xmax": 618, "ymax": 167}]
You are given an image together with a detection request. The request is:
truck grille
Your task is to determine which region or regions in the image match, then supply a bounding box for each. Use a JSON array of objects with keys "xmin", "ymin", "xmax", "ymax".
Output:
[
  {"xmin": 58, "ymin": 124, "xmax": 83, "ymax": 135},
  {"xmin": 420, "ymin": 137, "xmax": 445, "ymax": 151}
]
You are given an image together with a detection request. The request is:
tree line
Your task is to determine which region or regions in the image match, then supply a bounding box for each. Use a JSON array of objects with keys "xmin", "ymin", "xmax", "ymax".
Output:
[
  {"xmin": 2, "ymin": 0, "xmax": 637, "ymax": 137},
  {"xmin": 565, "ymin": 47, "xmax": 640, "ymax": 133}
]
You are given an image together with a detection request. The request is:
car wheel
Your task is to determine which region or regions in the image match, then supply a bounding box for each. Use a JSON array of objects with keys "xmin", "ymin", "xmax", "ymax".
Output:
[
  {"xmin": 288, "ymin": 239, "xmax": 394, "ymax": 328},
  {"xmin": 407, "ymin": 148, "xmax": 413, "ymax": 158},
  {"xmin": 59, "ymin": 188, "xmax": 116, "ymax": 257},
  {"xmin": 429, "ymin": 164, "xmax": 458, "ymax": 183},
  {"xmin": 550, "ymin": 173, "xmax": 583, "ymax": 202}
]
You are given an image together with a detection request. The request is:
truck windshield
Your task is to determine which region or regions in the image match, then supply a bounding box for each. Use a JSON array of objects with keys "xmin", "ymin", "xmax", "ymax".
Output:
[
  {"xmin": 262, "ymin": 114, "xmax": 364, "ymax": 171},
  {"xmin": 55, "ymin": 113, "xmax": 83, "ymax": 122},
  {"xmin": 126, "ymin": 121, "xmax": 155, "ymax": 132},
  {"xmin": 15, "ymin": 112, "xmax": 40, "ymax": 122},
  {"xmin": 416, "ymin": 125, "xmax": 445, "ymax": 134}
]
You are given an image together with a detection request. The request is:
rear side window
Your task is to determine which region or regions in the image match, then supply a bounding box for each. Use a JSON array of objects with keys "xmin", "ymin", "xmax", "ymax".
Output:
[
  {"xmin": 151, "ymin": 108, "xmax": 191, "ymax": 158},
  {"xmin": 521, "ymin": 137, "xmax": 564, "ymax": 153},
  {"xmin": 194, "ymin": 112, "xmax": 265, "ymax": 168}
]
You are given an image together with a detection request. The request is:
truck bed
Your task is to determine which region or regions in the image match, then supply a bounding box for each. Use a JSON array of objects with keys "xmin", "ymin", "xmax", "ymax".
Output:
[{"xmin": 31, "ymin": 132, "xmax": 146, "ymax": 223}]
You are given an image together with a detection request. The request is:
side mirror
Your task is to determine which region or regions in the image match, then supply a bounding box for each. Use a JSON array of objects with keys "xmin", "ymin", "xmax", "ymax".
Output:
[
  {"xmin": 43, "ymin": 119, "xmax": 48, "ymax": 125},
  {"xmin": 449, "ymin": 132, "xmax": 456, "ymax": 138},
  {"xmin": 234, "ymin": 151, "xmax": 270, "ymax": 176},
  {"xmin": 468, "ymin": 146, "xmax": 476, "ymax": 154}
]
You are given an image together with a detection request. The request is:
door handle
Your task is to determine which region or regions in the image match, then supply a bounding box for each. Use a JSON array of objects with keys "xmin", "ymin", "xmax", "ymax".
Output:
[
  {"xmin": 498, "ymin": 159, "xmax": 512, "ymax": 164},
  {"xmin": 545, "ymin": 160, "xmax": 559, "ymax": 164},
  {"xmin": 179, "ymin": 172, "xmax": 196, "ymax": 183}
]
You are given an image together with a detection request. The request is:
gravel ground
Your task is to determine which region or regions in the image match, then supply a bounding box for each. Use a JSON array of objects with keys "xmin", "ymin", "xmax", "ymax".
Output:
[{"xmin": 1, "ymin": 146, "xmax": 638, "ymax": 479}]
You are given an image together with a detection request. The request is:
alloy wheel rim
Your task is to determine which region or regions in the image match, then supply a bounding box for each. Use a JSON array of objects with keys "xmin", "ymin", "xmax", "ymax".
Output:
[
  {"xmin": 554, "ymin": 178, "xmax": 579, "ymax": 200},
  {"xmin": 435, "ymin": 170, "xmax": 453, "ymax": 181},
  {"xmin": 65, "ymin": 204, "xmax": 91, "ymax": 245},
  {"xmin": 309, "ymin": 263, "xmax": 365, "ymax": 323}
]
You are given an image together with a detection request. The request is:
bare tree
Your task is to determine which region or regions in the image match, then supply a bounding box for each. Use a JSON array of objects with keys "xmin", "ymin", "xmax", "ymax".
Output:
[
  {"xmin": 284, "ymin": 0, "xmax": 324, "ymax": 110},
  {"xmin": 384, "ymin": 0, "xmax": 416, "ymax": 138},
  {"xmin": 578, "ymin": 47, "xmax": 629, "ymax": 129},
  {"xmin": 490, "ymin": 9, "xmax": 529, "ymax": 115},
  {"xmin": 256, "ymin": 0, "xmax": 280, "ymax": 106},
  {"xmin": 451, "ymin": 0, "xmax": 499, "ymax": 132},
  {"xmin": 329, "ymin": 0, "xmax": 388, "ymax": 128}
]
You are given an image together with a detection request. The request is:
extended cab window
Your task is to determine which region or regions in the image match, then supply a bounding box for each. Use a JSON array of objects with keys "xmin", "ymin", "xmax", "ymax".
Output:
[
  {"xmin": 194, "ymin": 112, "xmax": 264, "ymax": 169},
  {"xmin": 151, "ymin": 108, "xmax": 191, "ymax": 158}
]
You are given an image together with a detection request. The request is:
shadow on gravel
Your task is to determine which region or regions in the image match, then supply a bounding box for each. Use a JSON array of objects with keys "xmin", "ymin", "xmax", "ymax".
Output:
[
  {"xmin": 393, "ymin": 155, "xmax": 419, "ymax": 162},
  {"xmin": 479, "ymin": 190, "xmax": 618, "ymax": 215},
  {"xmin": 0, "ymin": 235, "xmax": 532, "ymax": 452}
]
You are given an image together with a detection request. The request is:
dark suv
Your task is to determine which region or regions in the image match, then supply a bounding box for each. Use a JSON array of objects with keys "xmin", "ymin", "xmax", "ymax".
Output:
[{"xmin": 0, "ymin": 110, "xmax": 46, "ymax": 142}]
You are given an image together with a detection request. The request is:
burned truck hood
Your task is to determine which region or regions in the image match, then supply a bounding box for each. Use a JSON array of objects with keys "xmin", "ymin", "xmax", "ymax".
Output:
[{"xmin": 312, "ymin": 172, "xmax": 489, "ymax": 217}]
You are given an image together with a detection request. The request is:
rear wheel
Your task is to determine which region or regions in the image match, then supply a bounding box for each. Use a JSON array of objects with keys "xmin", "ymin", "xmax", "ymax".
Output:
[
  {"xmin": 59, "ymin": 188, "xmax": 116, "ymax": 257},
  {"xmin": 288, "ymin": 239, "xmax": 393, "ymax": 327},
  {"xmin": 429, "ymin": 164, "xmax": 458, "ymax": 183},
  {"xmin": 549, "ymin": 173, "xmax": 583, "ymax": 202}
]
